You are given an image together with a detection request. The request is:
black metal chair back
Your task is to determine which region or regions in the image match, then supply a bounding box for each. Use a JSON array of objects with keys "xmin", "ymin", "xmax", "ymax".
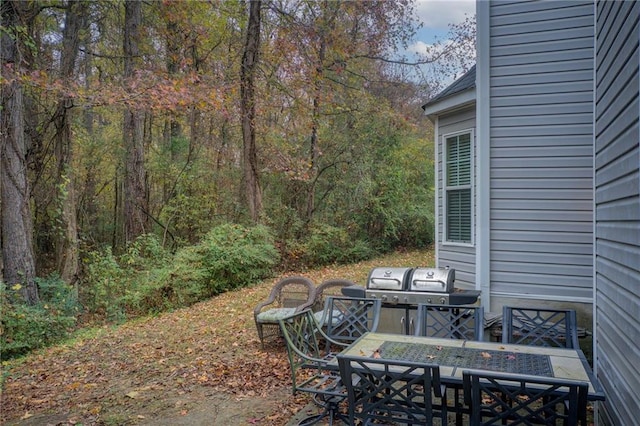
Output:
[
  {"xmin": 462, "ymin": 369, "xmax": 589, "ymax": 425},
  {"xmin": 278, "ymin": 310, "xmax": 347, "ymax": 425},
  {"xmin": 337, "ymin": 353, "xmax": 446, "ymax": 425},
  {"xmin": 323, "ymin": 296, "xmax": 381, "ymax": 346},
  {"xmin": 502, "ymin": 306, "xmax": 579, "ymax": 348},
  {"xmin": 415, "ymin": 303, "xmax": 484, "ymax": 341}
]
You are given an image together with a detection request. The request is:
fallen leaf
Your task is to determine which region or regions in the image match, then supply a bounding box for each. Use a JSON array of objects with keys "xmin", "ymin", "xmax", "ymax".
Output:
[
  {"xmin": 126, "ymin": 391, "xmax": 139, "ymax": 399},
  {"xmin": 436, "ymin": 346, "xmax": 443, "ymax": 351},
  {"xmin": 20, "ymin": 412, "xmax": 33, "ymax": 420},
  {"xmin": 372, "ymin": 349, "xmax": 381, "ymax": 359},
  {"xmin": 481, "ymin": 352, "xmax": 492, "ymax": 359},
  {"xmin": 506, "ymin": 354, "xmax": 516, "ymax": 360}
]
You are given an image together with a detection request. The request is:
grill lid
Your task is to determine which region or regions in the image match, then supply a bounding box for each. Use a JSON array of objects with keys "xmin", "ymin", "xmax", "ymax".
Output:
[
  {"xmin": 408, "ymin": 267, "xmax": 455, "ymax": 293},
  {"xmin": 366, "ymin": 267, "xmax": 413, "ymax": 291}
]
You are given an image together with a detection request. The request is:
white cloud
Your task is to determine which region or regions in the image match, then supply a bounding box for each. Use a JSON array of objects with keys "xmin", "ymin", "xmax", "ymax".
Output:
[
  {"xmin": 408, "ymin": 40, "xmax": 430, "ymax": 55},
  {"xmin": 415, "ymin": 0, "xmax": 475, "ymax": 29}
]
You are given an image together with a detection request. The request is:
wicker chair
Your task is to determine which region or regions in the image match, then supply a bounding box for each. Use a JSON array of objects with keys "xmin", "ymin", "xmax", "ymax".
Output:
[
  {"xmin": 312, "ymin": 279, "xmax": 359, "ymax": 324},
  {"xmin": 254, "ymin": 276, "xmax": 316, "ymax": 348}
]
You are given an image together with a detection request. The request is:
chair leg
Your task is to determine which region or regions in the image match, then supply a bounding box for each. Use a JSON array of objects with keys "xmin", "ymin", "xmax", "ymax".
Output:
[
  {"xmin": 296, "ymin": 400, "xmax": 345, "ymax": 426},
  {"xmin": 296, "ymin": 393, "xmax": 349, "ymax": 426}
]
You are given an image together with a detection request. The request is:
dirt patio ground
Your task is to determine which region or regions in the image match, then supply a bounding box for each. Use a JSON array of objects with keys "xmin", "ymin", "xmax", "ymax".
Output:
[{"xmin": 2, "ymin": 250, "xmax": 434, "ymax": 425}]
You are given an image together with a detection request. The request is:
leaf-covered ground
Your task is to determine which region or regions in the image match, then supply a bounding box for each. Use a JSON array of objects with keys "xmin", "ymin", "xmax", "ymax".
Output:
[{"xmin": 1, "ymin": 249, "xmax": 433, "ymax": 426}]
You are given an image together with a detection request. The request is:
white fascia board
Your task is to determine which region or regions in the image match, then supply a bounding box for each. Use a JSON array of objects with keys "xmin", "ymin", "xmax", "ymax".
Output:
[{"xmin": 422, "ymin": 88, "xmax": 476, "ymax": 121}]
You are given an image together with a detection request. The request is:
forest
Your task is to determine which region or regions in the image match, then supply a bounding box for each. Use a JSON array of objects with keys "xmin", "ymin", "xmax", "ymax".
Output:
[{"xmin": 1, "ymin": 0, "xmax": 475, "ymax": 358}]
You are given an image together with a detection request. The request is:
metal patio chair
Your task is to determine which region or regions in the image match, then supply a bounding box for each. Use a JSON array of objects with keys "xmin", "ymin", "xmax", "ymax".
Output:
[
  {"xmin": 254, "ymin": 276, "xmax": 316, "ymax": 348},
  {"xmin": 337, "ymin": 353, "xmax": 447, "ymax": 425},
  {"xmin": 502, "ymin": 306, "xmax": 580, "ymax": 349},
  {"xmin": 462, "ymin": 369, "xmax": 589, "ymax": 425},
  {"xmin": 321, "ymin": 296, "xmax": 381, "ymax": 350},
  {"xmin": 415, "ymin": 303, "xmax": 484, "ymax": 341},
  {"xmin": 312, "ymin": 279, "xmax": 359, "ymax": 326},
  {"xmin": 414, "ymin": 303, "xmax": 484, "ymax": 424},
  {"xmin": 279, "ymin": 310, "xmax": 348, "ymax": 425}
]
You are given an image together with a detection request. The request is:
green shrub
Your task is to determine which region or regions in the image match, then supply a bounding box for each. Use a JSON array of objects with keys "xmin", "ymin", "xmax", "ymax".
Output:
[
  {"xmin": 118, "ymin": 233, "xmax": 170, "ymax": 270},
  {"xmin": 81, "ymin": 246, "xmax": 128, "ymax": 321},
  {"xmin": 1, "ymin": 276, "xmax": 79, "ymax": 359},
  {"xmin": 81, "ymin": 225, "xmax": 280, "ymax": 319},
  {"xmin": 299, "ymin": 224, "xmax": 375, "ymax": 267},
  {"xmin": 194, "ymin": 223, "xmax": 280, "ymax": 293},
  {"xmin": 80, "ymin": 235, "xmax": 172, "ymax": 320}
]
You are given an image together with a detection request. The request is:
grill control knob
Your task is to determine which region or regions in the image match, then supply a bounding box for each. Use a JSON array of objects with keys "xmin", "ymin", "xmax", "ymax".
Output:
[
  {"xmin": 439, "ymin": 297, "xmax": 446, "ymax": 304},
  {"xmin": 392, "ymin": 295, "xmax": 399, "ymax": 304},
  {"xmin": 381, "ymin": 295, "xmax": 388, "ymax": 302},
  {"xmin": 426, "ymin": 297, "xmax": 432, "ymax": 303}
]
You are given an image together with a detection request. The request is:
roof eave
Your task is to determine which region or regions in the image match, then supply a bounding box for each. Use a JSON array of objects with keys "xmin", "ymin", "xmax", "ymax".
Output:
[{"xmin": 422, "ymin": 88, "xmax": 476, "ymax": 122}]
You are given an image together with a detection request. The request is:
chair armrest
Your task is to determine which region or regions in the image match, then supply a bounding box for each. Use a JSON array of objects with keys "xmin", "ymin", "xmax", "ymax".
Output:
[
  {"xmin": 294, "ymin": 297, "xmax": 316, "ymax": 313},
  {"xmin": 254, "ymin": 297, "xmax": 276, "ymax": 317}
]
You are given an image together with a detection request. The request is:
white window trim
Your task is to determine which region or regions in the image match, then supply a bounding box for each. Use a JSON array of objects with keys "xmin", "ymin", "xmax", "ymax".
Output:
[{"xmin": 442, "ymin": 129, "xmax": 475, "ymax": 247}]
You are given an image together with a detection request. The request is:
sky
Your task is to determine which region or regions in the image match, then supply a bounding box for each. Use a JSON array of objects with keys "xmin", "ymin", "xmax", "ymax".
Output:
[{"xmin": 410, "ymin": 0, "xmax": 476, "ymax": 54}]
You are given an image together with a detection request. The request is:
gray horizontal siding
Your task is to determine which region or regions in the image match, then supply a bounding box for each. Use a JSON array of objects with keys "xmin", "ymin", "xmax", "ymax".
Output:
[
  {"xmin": 594, "ymin": 0, "xmax": 640, "ymax": 424},
  {"xmin": 492, "ymin": 209, "xmax": 592, "ymax": 221},
  {"xmin": 491, "ymin": 229, "xmax": 592, "ymax": 244},
  {"xmin": 492, "ymin": 37, "xmax": 593, "ymax": 59},
  {"xmin": 491, "ymin": 123, "xmax": 592, "ymax": 137},
  {"xmin": 436, "ymin": 106, "xmax": 477, "ymax": 288},
  {"xmin": 492, "ymin": 91, "xmax": 593, "ymax": 107},
  {"xmin": 491, "ymin": 219, "xmax": 591, "ymax": 233},
  {"xmin": 492, "ymin": 167, "xmax": 592, "ymax": 179},
  {"xmin": 490, "ymin": 1, "xmax": 592, "ymax": 22},
  {"xmin": 491, "ymin": 69, "xmax": 592, "ymax": 87},
  {"xmin": 438, "ymin": 250, "xmax": 475, "ymax": 289},
  {"xmin": 490, "ymin": 177, "xmax": 591, "ymax": 189},
  {"xmin": 493, "ymin": 103, "xmax": 593, "ymax": 118},
  {"xmin": 492, "ymin": 156, "xmax": 591, "ymax": 168},
  {"xmin": 492, "ymin": 250, "xmax": 592, "ymax": 266},
  {"xmin": 493, "ymin": 240, "xmax": 592, "ymax": 255},
  {"xmin": 490, "ymin": 274, "xmax": 593, "ymax": 300},
  {"xmin": 492, "ymin": 26, "xmax": 593, "ymax": 48},
  {"xmin": 488, "ymin": 0, "xmax": 594, "ymax": 302}
]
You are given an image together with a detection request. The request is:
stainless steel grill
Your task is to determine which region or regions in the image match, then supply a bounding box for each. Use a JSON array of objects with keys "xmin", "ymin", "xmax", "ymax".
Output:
[
  {"xmin": 342, "ymin": 266, "xmax": 481, "ymax": 334},
  {"xmin": 365, "ymin": 266, "xmax": 477, "ymax": 305}
]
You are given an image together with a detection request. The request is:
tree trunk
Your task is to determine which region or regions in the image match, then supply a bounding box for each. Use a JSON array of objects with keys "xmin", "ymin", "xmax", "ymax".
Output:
[
  {"xmin": 53, "ymin": 0, "xmax": 88, "ymax": 283},
  {"xmin": 163, "ymin": 9, "xmax": 182, "ymax": 203},
  {"xmin": 0, "ymin": 1, "xmax": 38, "ymax": 304},
  {"xmin": 240, "ymin": 0, "xmax": 263, "ymax": 223},
  {"xmin": 305, "ymin": 0, "xmax": 331, "ymax": 222},
  {"xmin": 122, "ymin": 0, "xmax": 148, "ymax": 242}
]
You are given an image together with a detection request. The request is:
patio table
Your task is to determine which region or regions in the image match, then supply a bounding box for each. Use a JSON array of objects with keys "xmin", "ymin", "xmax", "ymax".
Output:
[{"xmin": 335, "ymin": 332, "xmax": 605, "ymax": 401}]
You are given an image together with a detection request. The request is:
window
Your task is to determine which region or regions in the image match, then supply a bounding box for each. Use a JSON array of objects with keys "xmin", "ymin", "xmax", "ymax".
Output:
[{"xmin": 444, "ymin": 132, "xmax": 472, "ymax": 244}]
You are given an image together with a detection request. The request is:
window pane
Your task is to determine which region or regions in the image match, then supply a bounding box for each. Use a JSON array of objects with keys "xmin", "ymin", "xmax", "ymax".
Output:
[
  {"xmin": 447, "ymin": 188, "xmax": 471, "ymax": 242},
  {"xmin": 445, "ymin": 132, "xmax": 472, "ymax": 243},
  {"xmin": 446, "ymin": 134, "xmax": 471, "ymax": 186}
]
